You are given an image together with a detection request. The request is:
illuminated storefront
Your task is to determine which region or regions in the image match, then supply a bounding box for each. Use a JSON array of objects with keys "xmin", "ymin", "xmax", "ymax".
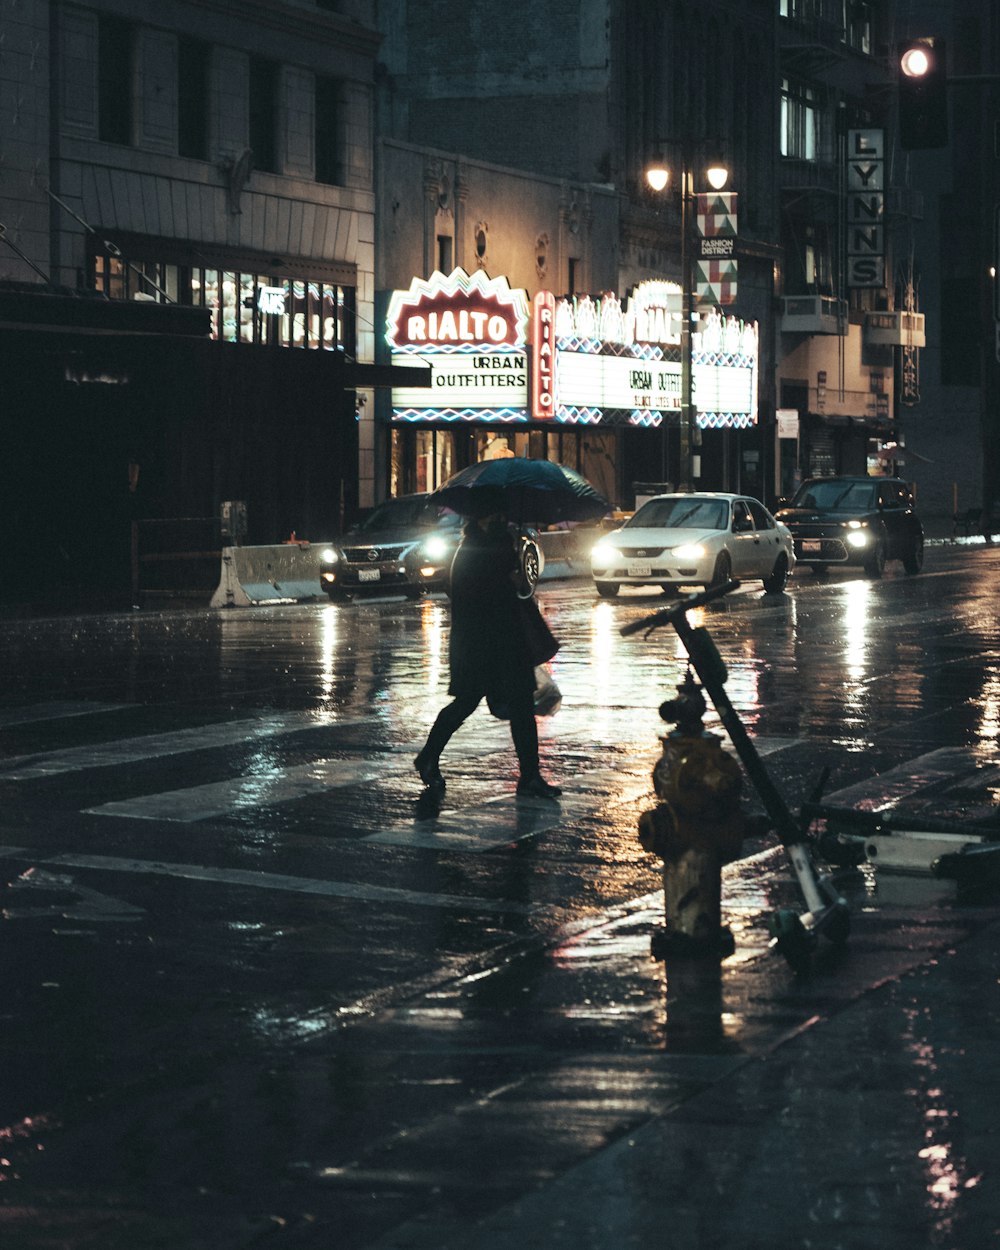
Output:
[
  {"xmin": 90, "ymin": 234, "xmax": 357, "ymax": 356},
  {"xmin": 383, "ymin": 268, "xmax": 759, "ymax": 507}
]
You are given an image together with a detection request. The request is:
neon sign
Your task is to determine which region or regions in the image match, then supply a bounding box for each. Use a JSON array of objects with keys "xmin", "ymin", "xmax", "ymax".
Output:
[
  {"xmin": 388, "ymin": 269, "xmax": 529, "ymax": 422},
  {"xmin": 531, "ymin": 284, "xmax": 758, "ymax": 429}
]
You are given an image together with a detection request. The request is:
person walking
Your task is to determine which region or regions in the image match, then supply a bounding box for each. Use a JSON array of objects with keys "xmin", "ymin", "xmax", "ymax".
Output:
[{"xmin": 415, "ymin": 490, "xmax": 561, "ymax": 800}]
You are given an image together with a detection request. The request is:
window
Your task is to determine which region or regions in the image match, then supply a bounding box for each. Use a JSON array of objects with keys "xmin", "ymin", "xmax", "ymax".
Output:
[
  {"xmin": 89, "ymin": 245, "xmax": 355, "ymax": 353},
  {"xmin": 781, "ymin": 77, "xmax": 819, "ymax": 160},
  {"xmin": 780, "ymin": 0, "xmax": 822, "ymax": 18},
  {"xmin": 746, "ymin": 500, "xmax": 775, "ymax": 531},
  {"xmin": 178, "ymin": 37, "xmax": 210, "ymax": 160},
  {"xmin": 437, "ymin": 235, "xmax": 452, "ymax": 273},
  {"xmin": 249, "ymin": 57, "xmax": 278, "ymax": 174},
  {"xmin": 98, "ymin": 15, "xmax": 135, "ymax": 144},
  {"xmin": 846, "ymin": 3, "xmax": 872, "ymax": 53},
  {"xmin": 314, "ymin": 74, "xmax": 342, "ymax": 185}
]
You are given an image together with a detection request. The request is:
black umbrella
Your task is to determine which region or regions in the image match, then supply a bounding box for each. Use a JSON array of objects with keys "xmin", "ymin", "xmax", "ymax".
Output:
[{"xmin": 432, "ymin": 458, "xmax": 610, "ymax": 525}]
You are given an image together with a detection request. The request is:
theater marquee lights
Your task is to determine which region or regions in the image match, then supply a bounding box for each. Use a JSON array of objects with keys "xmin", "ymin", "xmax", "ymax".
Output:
[
  {"xmin": 387, "ymin": 268, "xmax": 530, "ymax": 422},
  {"xmin": 531, "ymin": 283, "xmax": 758, "ymax": 429},
  {"xmin": 385, "ymin": 270, "xmax": 757, "ymax": 429}
]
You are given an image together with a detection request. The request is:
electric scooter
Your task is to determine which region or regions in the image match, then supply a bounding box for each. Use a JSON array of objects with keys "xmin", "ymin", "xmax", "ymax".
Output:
[{"xmin": 621, "ymin": 579, "xmax": 850, "ymax": 973}]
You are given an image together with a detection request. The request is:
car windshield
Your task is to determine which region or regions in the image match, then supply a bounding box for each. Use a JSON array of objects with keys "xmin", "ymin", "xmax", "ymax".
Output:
[
  {"xmin": 354, "ymin": 499, "xmax": 456, "ymax": 533},
  {"xmin": 792, "ymin": 481, "xmax": 876, "ymax": 511},
  {"xmin": 627, "ymin": 498, "xmax": 729, "ymax": 530}
]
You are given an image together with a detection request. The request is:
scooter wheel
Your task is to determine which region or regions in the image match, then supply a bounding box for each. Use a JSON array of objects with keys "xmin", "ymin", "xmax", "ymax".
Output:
[{"xmin": 768, "ymin": 909, "xmax": 814, "ymax": 974}]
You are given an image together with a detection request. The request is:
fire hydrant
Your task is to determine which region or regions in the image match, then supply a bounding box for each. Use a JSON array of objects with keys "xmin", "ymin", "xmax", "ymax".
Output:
[{"xmin": 638, "ymin": 671, "xmax": 744, "ymax": 958}]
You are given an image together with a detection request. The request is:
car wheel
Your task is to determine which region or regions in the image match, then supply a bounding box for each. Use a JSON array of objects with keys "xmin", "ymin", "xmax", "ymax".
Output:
[
  {"xmin": 709, "ymin": 552, "xmax": 732, "ymax": 588},
  {"xmin": 902, "ymin": 534, "xmax": 924, "ymax": 575},
  {"xmin": 521, "ymin": 543, "xmax": 541, "ymax": 590},
  {"xmin": 762, "ymin": 554, "xmax": 789, "ymax": 594},
  {"xmin": 864, "ymin": 534, "xmax": 886, "ymax": 578},
  {"xmin": 595, "ymin": 581, "xmax": 620, "ymax": 598}
]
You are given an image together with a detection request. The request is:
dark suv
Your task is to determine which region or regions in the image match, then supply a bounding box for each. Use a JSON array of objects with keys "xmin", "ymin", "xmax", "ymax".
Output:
[{"xmin": 774, "ymin": 476, "xmax": 924, "ymax": 578}]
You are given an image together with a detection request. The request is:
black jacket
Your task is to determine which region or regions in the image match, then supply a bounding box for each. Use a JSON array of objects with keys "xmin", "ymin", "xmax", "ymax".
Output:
[{"xmin": 447, "ymin": 521, "xmax": 554, "ymax": 706}]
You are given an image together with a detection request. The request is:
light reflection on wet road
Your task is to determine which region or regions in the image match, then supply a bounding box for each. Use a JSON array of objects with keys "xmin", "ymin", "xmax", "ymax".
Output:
[{"xmin": 1, "ymin": 544, "xmax": 999, "ymax": 1246}]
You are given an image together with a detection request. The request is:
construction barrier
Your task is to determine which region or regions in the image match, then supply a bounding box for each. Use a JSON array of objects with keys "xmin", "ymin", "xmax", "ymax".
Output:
[{"xmin": 210, "ymin": 543, "xmax": 327, "ymax": 607}]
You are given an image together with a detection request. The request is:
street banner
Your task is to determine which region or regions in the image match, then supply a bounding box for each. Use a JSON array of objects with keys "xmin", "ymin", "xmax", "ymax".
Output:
[{"xmin": 696, "ymin": 192, "xmax": 738, "ymax": 305}]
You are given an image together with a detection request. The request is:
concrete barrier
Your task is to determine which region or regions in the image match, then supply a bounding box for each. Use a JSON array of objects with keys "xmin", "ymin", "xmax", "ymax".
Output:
[{"xmin": 210, "ymin": 543, "xmax": 327, "ymax": 607}]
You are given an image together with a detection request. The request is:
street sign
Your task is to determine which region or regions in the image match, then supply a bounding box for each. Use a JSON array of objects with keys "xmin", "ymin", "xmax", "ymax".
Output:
[{"xmin": 699, "ymin": 237, "xmax": 735, "ymax": 258}]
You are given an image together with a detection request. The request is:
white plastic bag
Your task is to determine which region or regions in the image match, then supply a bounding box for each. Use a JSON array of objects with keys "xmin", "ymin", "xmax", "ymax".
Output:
[{"xmin": 533, "ymin": 665, "xmax": 562, "ymax": 717}]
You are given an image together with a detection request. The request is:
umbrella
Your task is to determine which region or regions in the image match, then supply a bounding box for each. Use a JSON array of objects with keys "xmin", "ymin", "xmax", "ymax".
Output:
[{"xmin": 432, "ymin": 458, "xmax": 610, "ymax": 525}]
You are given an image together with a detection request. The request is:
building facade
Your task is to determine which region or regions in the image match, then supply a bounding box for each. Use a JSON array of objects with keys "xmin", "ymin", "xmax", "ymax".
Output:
[
  {"xmin": 374, "ymin": 0, "xmax": 923, "ymax": 511},
  {"xmin": 0, "ymin": 0, "xmax": 389, "ymax": 603}
]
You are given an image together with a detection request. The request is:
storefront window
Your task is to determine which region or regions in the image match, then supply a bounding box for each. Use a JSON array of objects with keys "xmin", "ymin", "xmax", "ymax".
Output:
[
  {"xmin": 580, "ymin": 432, "xmax": 616, "ymax": 505},
  {"xmin": 90, "ymin": 245, "xmax": 355, "ymax": 353},
  {"xmin": 414, "ymin": 429, "xmax": 454, "ymax": 493}
]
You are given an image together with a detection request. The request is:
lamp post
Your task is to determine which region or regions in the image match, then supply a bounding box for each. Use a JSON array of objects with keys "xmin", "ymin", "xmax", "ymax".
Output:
[{"xmin": 646, "ymin": 149, "xmax": 729, "ymax": 490}]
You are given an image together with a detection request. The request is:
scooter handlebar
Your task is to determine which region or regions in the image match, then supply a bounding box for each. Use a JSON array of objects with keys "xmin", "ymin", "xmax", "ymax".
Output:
[{"xmin": 619, "ymin": 579, "xmax": 741, "ymax": 636}]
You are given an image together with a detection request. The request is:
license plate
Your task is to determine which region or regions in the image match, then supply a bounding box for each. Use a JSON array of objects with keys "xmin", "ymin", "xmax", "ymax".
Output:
[
  {"xmin": 627, "ymin": 563, "xmax": 652, "ymax": 577},
  {"xmin": 801, "ymin": 540, "xmax": 821, "ymax": 553},
  {"xmin": 358, "ymin": 568, "xmax": 381, "ymax": 583}
]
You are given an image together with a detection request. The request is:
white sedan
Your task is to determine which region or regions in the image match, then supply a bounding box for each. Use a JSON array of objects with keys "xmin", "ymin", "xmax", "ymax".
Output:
[{"xmin": 590, "ymin": 492, "xmax": 796, "ymax": 597}]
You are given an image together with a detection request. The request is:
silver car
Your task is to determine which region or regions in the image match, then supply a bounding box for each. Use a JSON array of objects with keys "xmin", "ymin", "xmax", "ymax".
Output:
[{"xmin": 590, "ymin": 492, "xmax": 796, "ymax": 597}]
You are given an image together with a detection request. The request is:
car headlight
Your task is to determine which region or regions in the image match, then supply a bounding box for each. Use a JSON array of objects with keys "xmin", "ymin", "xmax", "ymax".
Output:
[
  {"xmin": 321, "ymin": 547, "xmax": 339, "ymax": 564},
  {"xmin": 671, "ymin": 543, "xmax": 707, "ymax": 560},
  {"xmin": 846, "ymin": 530, "xmax": 869, "ymax": 548},
  {"xmin": 422, "ymin": 535, "xmax": 450, "ymax": 561},
  {"xmin": 591, "ymin": 540, "xmax": 618, "ymax": 567}
]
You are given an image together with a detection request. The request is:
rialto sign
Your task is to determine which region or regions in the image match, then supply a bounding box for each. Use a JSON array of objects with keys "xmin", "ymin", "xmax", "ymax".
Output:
[
  {"xmin": 386, "ymin": 269, "xmax": 758, "ymax": 428},
  {"xmin": 386, "ymin": 269, "xmax": 529, "ymax": 422}
]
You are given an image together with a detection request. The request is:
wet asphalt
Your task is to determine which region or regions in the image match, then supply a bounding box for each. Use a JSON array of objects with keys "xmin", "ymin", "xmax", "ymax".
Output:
[{"xmin": 1, "ymin": 540, "xmax": 999, "ymax": 1248}]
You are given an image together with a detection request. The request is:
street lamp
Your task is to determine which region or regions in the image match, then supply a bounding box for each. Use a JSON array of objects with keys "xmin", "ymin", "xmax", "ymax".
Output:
[{"xmin": 646, "ymin": 149, "xmax": 730, "ymax": 489}]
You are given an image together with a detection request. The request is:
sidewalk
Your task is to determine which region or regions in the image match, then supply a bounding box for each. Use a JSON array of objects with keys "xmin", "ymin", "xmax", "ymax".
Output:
[{"xmin": 377, "ymin": 875, "xmax": 1000, "ymax": 1250}]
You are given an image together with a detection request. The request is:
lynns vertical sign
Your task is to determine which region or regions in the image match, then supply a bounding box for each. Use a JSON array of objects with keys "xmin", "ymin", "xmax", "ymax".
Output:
[{"xmin": 846, "ymin": 129, "xmax": 885, "ymax": 289}]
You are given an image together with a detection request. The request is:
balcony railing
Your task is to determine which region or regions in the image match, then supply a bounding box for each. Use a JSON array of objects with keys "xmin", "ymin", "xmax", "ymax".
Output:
[
  {"xmin": 780, "ymin": 295, "xmax": 848, "ymax": 334},
  {"xmin": 864, "ymin": 310, "xmax": 926, "ymax": 347}
]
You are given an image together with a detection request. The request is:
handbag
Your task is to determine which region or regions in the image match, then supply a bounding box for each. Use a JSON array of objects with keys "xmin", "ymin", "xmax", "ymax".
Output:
[
  {"xmin": 533, "ymin": 664, "xmax": 562, "ymax": 717},
  {"xmin": 519, "ymin": 596, "xmax": 560, "ymax": 665}
]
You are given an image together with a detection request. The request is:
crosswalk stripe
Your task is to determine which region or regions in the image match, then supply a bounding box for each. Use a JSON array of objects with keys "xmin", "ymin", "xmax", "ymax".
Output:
[
  {"xmin": 0, "ymin": 701, "xmax": 127, "ymax": 727},
  {"xmin": 816, "ymin": 747, "xmax": 1000, "ymax": 807},
  {"xmin": 85, "ymin": 758, "xmax": 390, "ymax": 822},
  {"xmin": 366, "ymin": 792, "xmax": 606, "ymax": 851},
  {"xmin": 0, "ymin": 711, "xmax": 367, "ymax": 780},
  {"xmin": 42, "ymin": 853, "xmax": 536, "ymax": 914},
  {"xmin": 77, "ymin": 730, "xmax": 800, "ymax": 831}
]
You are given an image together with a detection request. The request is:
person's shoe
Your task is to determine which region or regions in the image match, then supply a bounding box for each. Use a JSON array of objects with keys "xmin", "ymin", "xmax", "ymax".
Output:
[
  {"xmin": 414, "ymin": 748, "xmax": 445, "ymax": 790},
  {"xmin": 516, "ymin": 774, "xmax": 561, "ymax": 799}
]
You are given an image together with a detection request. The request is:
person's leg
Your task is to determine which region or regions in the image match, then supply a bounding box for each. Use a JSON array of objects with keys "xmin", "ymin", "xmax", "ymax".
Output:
[
  {"xmin": 415, "ymin": 693, "xmax": 480, "ymax": 786},
  {"xmin": 508, "ymin": 687, "xmax": 539, "ymax": 777},
  {"xmin": 510, "ymin": 688, "xmax": 561, "ymax": 798}
]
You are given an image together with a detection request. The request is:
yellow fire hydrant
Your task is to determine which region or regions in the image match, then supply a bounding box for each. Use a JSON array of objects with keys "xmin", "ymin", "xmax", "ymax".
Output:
[{"xmin": 638, "ymin": 672, "xmax": 744, "ymax": 958}]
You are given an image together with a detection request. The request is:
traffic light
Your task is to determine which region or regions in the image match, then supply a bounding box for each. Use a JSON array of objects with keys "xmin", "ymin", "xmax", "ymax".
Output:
[{"xmin": 898, "ymin": 37, "xmax": 948, "ymax": 150}]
